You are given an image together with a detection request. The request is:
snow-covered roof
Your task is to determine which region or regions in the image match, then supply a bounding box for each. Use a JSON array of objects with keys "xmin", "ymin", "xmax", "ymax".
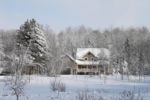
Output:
[
  {"xmin": 65, "ymin": 54, "xmax": 75, "ymax": 62},
  {"xmin": 75, "ymin": 59, "xmax": 109, "ymax": 65},
  {"xmin": 76, "ymin": 48, "xmax": 110, "ymax": 59},
  {"xmin": 75, "ymin": 60, "xmax": 100, "ymax": 65}
]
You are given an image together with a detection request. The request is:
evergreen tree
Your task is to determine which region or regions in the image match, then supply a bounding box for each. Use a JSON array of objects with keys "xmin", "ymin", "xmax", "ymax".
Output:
[
  {"xmin": 17, "ymin": 19, "xmax": 48, "ymax": 67},
  {"xmin": 123, "ymin": 38, "xmax": 133, "ymax": 76}
]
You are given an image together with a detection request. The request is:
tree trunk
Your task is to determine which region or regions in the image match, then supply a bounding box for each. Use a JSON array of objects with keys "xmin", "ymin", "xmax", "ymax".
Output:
[{"xmin": 16, "ymin": 95, "xmax": 19, "ymax": 100}]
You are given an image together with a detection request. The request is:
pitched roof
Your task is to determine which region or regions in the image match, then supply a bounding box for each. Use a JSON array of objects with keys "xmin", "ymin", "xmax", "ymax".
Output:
[{"xmin": 76, "ymin": 48, "xmax": 110, "ymax": 59}]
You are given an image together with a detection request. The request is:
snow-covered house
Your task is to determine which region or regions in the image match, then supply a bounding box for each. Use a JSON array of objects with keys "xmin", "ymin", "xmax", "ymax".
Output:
[{"xmin": 71, "ymin": 48, "xmax": 111, "ymax": 75}]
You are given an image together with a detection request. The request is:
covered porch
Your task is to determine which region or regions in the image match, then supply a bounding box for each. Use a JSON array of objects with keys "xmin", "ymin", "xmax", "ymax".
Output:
[{"xmin": 74, "ymin": 65, "xmax": 108, "ymax": 75}]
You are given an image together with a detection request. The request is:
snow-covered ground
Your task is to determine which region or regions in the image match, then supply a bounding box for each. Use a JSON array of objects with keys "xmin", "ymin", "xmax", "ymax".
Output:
[{"xmin": 0, "ymin": 75, "xmax": 150, "ymax": 100}]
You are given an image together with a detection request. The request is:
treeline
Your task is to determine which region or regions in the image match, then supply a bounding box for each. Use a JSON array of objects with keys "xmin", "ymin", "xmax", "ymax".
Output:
[{"xmin": 0, "ymin": 19, "xmax": 150, "ymax": 76}]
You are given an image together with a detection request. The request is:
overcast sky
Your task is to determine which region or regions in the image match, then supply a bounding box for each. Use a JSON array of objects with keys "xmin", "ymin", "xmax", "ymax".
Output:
[{"xmin": 0, "ymin": 0, "xmax": 150, "ymax": 32}]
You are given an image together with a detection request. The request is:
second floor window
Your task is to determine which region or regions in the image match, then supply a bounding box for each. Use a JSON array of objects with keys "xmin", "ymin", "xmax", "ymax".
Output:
[
  {"xmin": 91, "ymin": 57, "xmax": 94, "ymax": 61},
  {"xmin": 85, "ymin": 57, "xmax": 88, "ymax": 60}
]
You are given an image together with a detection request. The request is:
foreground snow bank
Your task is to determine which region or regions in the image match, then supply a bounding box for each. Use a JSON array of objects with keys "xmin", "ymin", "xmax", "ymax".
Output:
[{"xmin": 0, "ymin": 75, "xmax": 150, "ymax": 100}]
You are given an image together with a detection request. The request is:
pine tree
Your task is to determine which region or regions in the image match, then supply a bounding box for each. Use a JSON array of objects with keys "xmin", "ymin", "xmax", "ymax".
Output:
[
  {"xmin": 123, "ymin": 38, "xmax": 133, "ymax": 77},
  {"xmin": 17, "ymin": 19, "xmax": 48, "ymax": 67},
  {"xmin": 124, "ymin": 38, "xmax": 131, "ymax": 61}
]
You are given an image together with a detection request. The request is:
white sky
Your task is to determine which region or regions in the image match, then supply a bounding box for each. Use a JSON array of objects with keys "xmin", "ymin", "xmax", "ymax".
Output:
[{"xmin": 0, "ymin": 0, "xmax": 150, "ymax": 32}]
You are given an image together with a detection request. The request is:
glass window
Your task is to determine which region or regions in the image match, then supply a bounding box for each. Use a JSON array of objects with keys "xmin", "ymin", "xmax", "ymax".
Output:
[
  {"xmin": 88, "ymin": 66, "xmax": 92, "ymax": 69},
  {"xmin": 91, "ymin": 57, "xmax": 94, "ymax": 60},
  {"xmin": 93, "ymin": 66, "xmax": 96, "ymax": 68},
  {"xmin": 78, "ymin": 65, "xmax": 82, "ymax": 69},
  {"xmin": 85, "ymin": 57, "xmax": 88, "ymax": 60}
]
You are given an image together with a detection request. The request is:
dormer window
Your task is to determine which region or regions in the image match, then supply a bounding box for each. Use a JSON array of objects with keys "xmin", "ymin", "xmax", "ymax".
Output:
[
  {"xmin": 91, "ymin": 57, "xmax": 94, "ymax": 61},
  {"xmin": 85, "ymin": 57, "xmax": 88, "ymax": 60}
]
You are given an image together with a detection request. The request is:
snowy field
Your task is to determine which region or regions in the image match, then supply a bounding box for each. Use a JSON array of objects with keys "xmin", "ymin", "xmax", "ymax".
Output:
[{"xmin": 0, "ymin": 75, "xmax": 150, "ymax": 100}]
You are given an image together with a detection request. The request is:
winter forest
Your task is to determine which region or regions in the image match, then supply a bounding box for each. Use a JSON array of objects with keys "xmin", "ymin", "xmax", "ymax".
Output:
[
  {"xmin": 1, "ymin": 0, "xmax": 150, "ymax": 100},
  {"xmin": 0, "ymin": 19, "xmax": 150, "ymax": 100},
  {"xmin": 1, "ymin": 19, "xmax": 150, "ymax": 76}
]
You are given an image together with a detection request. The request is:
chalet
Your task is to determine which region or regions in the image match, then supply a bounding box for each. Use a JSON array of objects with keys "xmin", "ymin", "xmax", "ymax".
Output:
[{"xmin": 71, "ymin": 48, "xmax": 111, "ymax": 75}]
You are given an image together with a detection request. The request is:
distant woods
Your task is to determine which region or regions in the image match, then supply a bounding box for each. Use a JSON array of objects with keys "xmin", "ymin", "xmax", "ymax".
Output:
[{"xmin": 0, "ymin": 19, "xmax": 150, "ymax": 75}]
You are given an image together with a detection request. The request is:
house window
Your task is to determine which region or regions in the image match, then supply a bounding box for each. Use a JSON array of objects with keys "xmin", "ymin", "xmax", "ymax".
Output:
[
  {"xmin": 93, "ymin": 66, "xmax": 96, "ymax": 68},
  {"xmin": 91, "ymin": 57, "xmax": 94, "ymax": 60},
  {"xmin": 85, "ymin": 57, "xmax": 88, "ymax": 60},
  {"xmin": 82, "ymin": 66, "xmax": 86, "ymax": 69},
  {"xmin": 78, "ymin": 65, "xmax": 86, "ymax": 69},
  {"xmin": 88, "ymin": 66, "xmax": 92, "ymax": 69},
  {"xmin": 78, "ymin": 65, "xmax": 82, "ymax": 69}
]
